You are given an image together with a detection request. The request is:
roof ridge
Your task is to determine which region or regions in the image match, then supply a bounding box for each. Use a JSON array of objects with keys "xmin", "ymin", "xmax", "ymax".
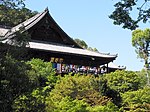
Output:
[
  {"xmin": 3, "ymin": 8, "xmax": 49, "ymax": 39},
  {"xmin": 11, "ymin": 8, "xmax": 48, "ymax": 32}
]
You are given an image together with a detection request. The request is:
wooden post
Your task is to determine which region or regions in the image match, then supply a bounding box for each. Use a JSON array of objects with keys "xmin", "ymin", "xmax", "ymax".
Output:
[{"xmin": 106, "ymin": 63, "xmax": 109, "ymax": 73}]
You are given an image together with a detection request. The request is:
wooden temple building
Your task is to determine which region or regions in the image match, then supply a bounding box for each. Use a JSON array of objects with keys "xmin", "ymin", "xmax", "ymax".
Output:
[{"xmin": 0, "ymin": 8, "xmax": 121, "ymax": 74}]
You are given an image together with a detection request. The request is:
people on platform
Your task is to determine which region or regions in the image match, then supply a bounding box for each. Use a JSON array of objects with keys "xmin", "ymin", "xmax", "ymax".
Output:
[{"xmin": 52, "ymin": 63, "xmax": 103, "ymax": 75}]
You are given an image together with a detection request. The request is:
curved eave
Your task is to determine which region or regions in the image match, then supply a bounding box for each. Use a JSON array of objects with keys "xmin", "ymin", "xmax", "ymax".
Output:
[
  {"xmin": 101, "ymin": 62, "xmax": 126, "ymax": 70},
  {"xmin": 28, "ymin": 41, "xmax": 117, "ymax": 60}
]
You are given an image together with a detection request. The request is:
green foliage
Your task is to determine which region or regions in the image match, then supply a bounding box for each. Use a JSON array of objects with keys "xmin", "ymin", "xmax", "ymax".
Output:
[
  {"xmin": 74, "ymin": 38, "xmax": 88, "ymax": 49},
  {"xmin": 87, "ymin": 47, "xmax": 99, "ymax": 52},
  {"xmin": 13, "ymin": 59, "xmax": 57, "ymax": 112},
  {"xmin": 93, "ymin": 48, "xmax": 99, "ymax": 53},
  {"xmin": 132, "ymin": 28, "xmax": 150, "ymax": 68},
  {"xmin": 0, "ymin": 0, "xmax": 25, "ymax": 9},
  {"xmin": 0, "ymin": 0, "xmax": 37, "ymax": 26},
  {"xmin": 46, "ymin": 96, "xmax": 119, "ymax": 112},
  {"xmin": 74, "ymin": 38, "xmax": 99, "ymax": 52},
  {"xmin": 122, "ymin": 87, "xmax": 150, "ymax": 111},
  {"xmin": 99, "ymin": 77, "xmax": 122, "ymax": 107},
  {"xmin": 137, "ymin": 69, "xmax": 149, "ymax": 86},
  {"xmin": 0, "ymin": 55, "xmax": 33, "ymax": 111},
  {"xmin": 48, "ymin": 74, "xmax": 110, "ymax": 106},
  {"xmin": 46, "ymin": 96, "xmax": 88, "ymax": 112},
  {"xmin": 87, "ymin": 101, "xmax": 119, "ymax": 112},
  {"xmin": 27, "ymin": 58, "xmax": 57, "ymax": 88},
  {"xmin": 13, "ymin": 87, "xmax": 49, "ymax": 112},
  {"xmin": 1, "ymin": 56, "xmax": 149, "ymax": 111},
  {"xmin": 110, "ymin": 0, "xmax": 150, "ymax": 30},
  {"xmin": 104, "ymin": 70, "xmax": 147, "ymax": 93}
]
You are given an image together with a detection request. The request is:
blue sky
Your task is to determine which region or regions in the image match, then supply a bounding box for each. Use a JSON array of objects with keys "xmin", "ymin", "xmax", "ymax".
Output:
[{"xmin": 25, "ymin": 0, "xmax": 150, "ymax": 71}]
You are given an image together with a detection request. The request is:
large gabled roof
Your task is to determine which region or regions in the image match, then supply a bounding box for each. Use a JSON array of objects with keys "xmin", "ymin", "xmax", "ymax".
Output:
[
  {"xmin": 0, "ymin": 8, "xmax": 118, "ymax": 66},
  {"xmin": 1, "ymin": 8, "xmax": 82, "ymax": 48}
]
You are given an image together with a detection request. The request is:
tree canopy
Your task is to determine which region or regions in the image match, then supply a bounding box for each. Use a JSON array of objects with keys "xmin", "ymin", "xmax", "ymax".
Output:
[
  {"xmin": 132, "ymin": 28, "xmax": 150, "ymax": 68},
  {"xmin": 0, "ymin": 0, "xmax": 25, "ymax": 8},
  {"xmin": 74, "ymin": 38, "xmax": 88, "ymax": 49},
  {"xmin": 0, "ymin": 0, "xmax": 37, "ymax": 27},
  {"xmin": 110, "ymin": 0, "xmax": 150, "ymax": 30},
  {"xmin": 74, "ymin": 38, "xmax": 99, "ymax": 52}
]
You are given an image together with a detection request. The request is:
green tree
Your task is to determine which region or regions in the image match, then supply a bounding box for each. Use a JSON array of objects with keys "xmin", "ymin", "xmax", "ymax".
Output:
[
  {"xmin": 93, "ymin": 48, "xmax": 99, "ymax": 53},
  {"xmin": 46, "ymin": 74, "xmax": 123, "ymax": 111},
  {"xmin": 121, "ymin": 87, "xmax": 150, "ymax": 111},
  {"xmin": 13, "ymin": 88, "xmax": 48, "ymax": 112},
  {"xmin": 87, "ymin": 102, "xmax": 119, "ymax": 112},
  {"xmin": 103, "ymin": 70, "xmax": 147, "ymax": 93},
  {"xmin": 0, "ymin": 0, "xmax": 25, "ymax": 8},
  {"xmin": 74, "ymin": 38, "xmax": 99, "ymax": 52},
  {"xmin": 0, "ymin": 1, "xmax": 43, "ymax": 111},
  {"xmin": 0, "ymin": 0, "xmax": 37, "ymax": 27},
  {"xmin": 0, "ymin": 0, "xmax": 34, "ymax": 54},
  {"xmin": 26, "ymin": 58, "xmax": 57, "ymax": 88},
  {"xmin": 132, "ymin": 28, "xmax": 150, "ymax": 69},
  {"xmin": 46, "ymin": 97, "xmax": 119, "ymax": 112},
  {"xmin": 46, "ymin": 96, "xmax": 89, "ymax": 112},
  {"xmin": 13, "ymin": 59, "xmax": 57, "ymax": 112},
  {"xmin": 87, "ymin": 47, "xmax": 93, "ymax": 51},
  {"xmin": 110, "ymin": 0, "xmax": 150, "ymax": 30},
  {"xmin": 47, "ymin": 74, "xmax": 111, "ymax": 107},
  {"xmin": 0, "ymin": 55, "xmax": 33, "ymax": 111},
  {"xmin": 74, "ymin": 38, "xmax": 88, "ymax": 49}
]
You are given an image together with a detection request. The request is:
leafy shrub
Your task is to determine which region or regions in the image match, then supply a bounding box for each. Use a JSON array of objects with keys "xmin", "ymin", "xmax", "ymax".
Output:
[
  {"xmin": 48, "ymin": 74, "xmax": 110, "ymax": 107},
  {"xmin": 104, "ymin": 70, "xmax": 147, "ymax": 93},
  {"xmin": 121, "ymin": 87, "xmax": 150, "ymax": 111},
  {"xmin": 46, "ymin": 96, "xmax": 88, "ymax": 112},
  {"xmin": 27, "ymin": 58, "xmax": 57, "ymax": 88},
  {"xmin": 87, "ymin": 101, "xmax": 119, "ymax": 112},
  {"xmin": 0, "ymin": 55, "xmax": 33, "ymax": 111},
  {"xmin": 13, "ymin": 59, "xmax": 57, "ymax": 112},
  {"xmin": 13, "ymin": 87, "xmax": 49, "ymax": 112}
]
